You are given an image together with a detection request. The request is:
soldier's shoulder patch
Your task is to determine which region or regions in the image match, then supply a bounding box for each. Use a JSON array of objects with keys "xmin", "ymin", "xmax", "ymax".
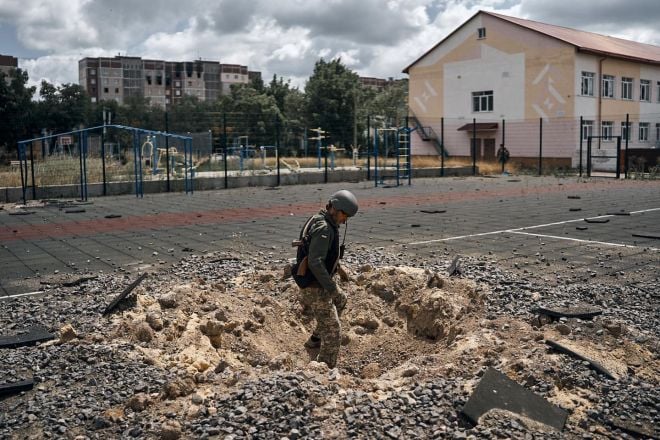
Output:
[{"xmin": 321, "ymin": 234, "xmax": 328, "ymax": 239}]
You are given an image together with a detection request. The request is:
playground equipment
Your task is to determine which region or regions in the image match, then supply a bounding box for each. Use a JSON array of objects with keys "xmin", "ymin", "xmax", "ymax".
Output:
[
  {"xmin": 16, "ymin": 125, "xmax": 194, "ymax": 203},
  {"xmin": 373, "ymin": 126, "xmax": 414, "ymax": 187}
]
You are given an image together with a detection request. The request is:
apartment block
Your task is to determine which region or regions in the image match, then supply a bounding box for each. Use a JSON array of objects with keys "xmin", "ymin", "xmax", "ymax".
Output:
[
  {"xmin": 0, "ymin": 54, "xmax": 18, "ymax": 77},
  {"xmin": 79, "ymin": 56, "xmax": 261, "ymax": 107}
]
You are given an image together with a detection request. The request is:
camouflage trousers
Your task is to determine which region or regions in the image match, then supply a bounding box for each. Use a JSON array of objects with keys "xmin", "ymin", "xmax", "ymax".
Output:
[{"xmin": 303, "ymin": 287, "xmax": 346, "ymax": 368}]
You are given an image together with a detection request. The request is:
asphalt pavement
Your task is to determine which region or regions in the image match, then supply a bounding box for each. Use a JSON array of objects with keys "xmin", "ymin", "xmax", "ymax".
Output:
[{"xmin": 1, "ymin": 175, "xmax": 659, "ymax": 297}]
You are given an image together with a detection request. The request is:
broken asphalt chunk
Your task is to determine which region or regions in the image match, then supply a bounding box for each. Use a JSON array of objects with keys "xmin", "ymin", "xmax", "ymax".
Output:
[
  {"xmin": 569, "ymin": 208, "xmax": 582, "ymax": 212},
  {"xmin": 0, "ymin": 379, "xmax": 34, "ymax": 398},
  {"xmin": 461, "ymin": 368, "xmax": 568, "ymax": 431},
  {"xmin": 631, "ymin": 232, "xmax": 660, "ymax": 240},
  {"xmin": 447, "ymin": 255, "xmax": 462, "ymax": 276},
  {"xmin": 584, "ymin": 218, "xmax": 609, "ymax": 224},
  {"xmin": 104, "ymin": 214, "xmax": 122, "ymax": 219},
  {"xmin": 420, "ymin": 209, "xmax": 446, "ymax": 214},
  {"xmin": 576, "ymin": 226, "xmax": 588, "ymax": 231},
  {"xmin": 102, "ymin": 273, "xmax": 148, "ymax": 316},
  {"xmin": 533, "ymin": 306, "xmax": 602, "ymax": 320},
  {"xmin": 0, "ymin": 326, "xmax": 55, "ymax": 349},
  {"xmin": 545, "ymin": 339, "xmax": 617, "ymax": 380},
  {"xmin": 64, "ymin": 208, "xmax": 86, "ymax": 213},
  {"xmin": 606, "ymin": 211, "xmax": 630, "ymax": 216}
]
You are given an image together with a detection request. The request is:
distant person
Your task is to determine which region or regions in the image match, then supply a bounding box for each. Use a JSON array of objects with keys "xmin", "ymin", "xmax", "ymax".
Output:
[
  {"xmin": 291, "ymin": 190, "xmax": 359, "ymax": 368},
  {"xmin": 497, "ymin": 144, "xmax": 510, "ymax": 173}
]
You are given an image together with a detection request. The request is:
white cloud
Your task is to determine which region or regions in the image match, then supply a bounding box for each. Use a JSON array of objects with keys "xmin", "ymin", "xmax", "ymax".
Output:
[{"xmin": 3, "ymin": 0, "xmax": 658, "ymax": 91}]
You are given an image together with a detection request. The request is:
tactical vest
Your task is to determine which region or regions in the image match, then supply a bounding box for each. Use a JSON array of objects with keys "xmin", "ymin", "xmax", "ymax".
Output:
[{"xmin": 292, "ymin": 214, "xmax": 339, "ymax": 288}]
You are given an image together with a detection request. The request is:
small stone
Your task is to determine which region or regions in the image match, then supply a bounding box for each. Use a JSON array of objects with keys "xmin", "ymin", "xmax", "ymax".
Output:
[
  {"xmin": 58, "ymin": 323, "xmax": 78, "ymax": 343},
  {"xmin": 160, "ymin": 420, "xmax": 182, "ymax": 440}
]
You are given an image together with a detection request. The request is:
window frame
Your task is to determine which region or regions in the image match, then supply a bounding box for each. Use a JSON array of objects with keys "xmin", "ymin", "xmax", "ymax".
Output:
[
  {"xmin": 581, "ymin": 120, "xmax": 594, "ymax": 140},
  {"xmin": 581, "ymin": 71, "xmax": 594, "ymax": 96},
  {"xmin": 472, "ymin": 90, "xmax": 494, "ymax": 113},
  {"xmin": 640, "ymin": 79, "xmax": 650, "ymax": 102},
  {"xmin": 620, "ymin": 121, "xmax": 632, "ymax": 141},
  {"xmin": 477, "ymin": 27, "xmax": 486, "ymax": 39},
  {"xmin": 602, "ymin": 74, "xmax": 615, "ymax": 98},
  {"xmin": 621, "ymin": 77, "xmax": 633, "ymax": 100},
  {"xmin": 601, "ymin": 121, "xmax": 613, "ymax": 141},
  {"xmin": 639, "ymin": 122, "xmax": 649, "ymax": 142}
]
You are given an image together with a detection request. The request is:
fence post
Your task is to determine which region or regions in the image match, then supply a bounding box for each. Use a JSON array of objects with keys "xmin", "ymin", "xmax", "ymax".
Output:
[
  {"xmin": 472, "ymin": 118, "xmax": 476, "ymax": 176},
  {"xmin": 579, "ymin": 116, "xmax": 583, "ymax": 177},
  {"xmin": 223, "ymin": 113, "xmax": 228, "ymax": 189},
  {"xmin": 275, "ymin": 115, "xmax": 281, "ymax": 187},
  {"xmin": 440, "ymin": 117, "xmax": 444, "ymax": 177},
  {"xmin": 29, "ymin": 142, "xmax": 36, "ymax": 200},
  {"xmin": 624, "ymin": 113, "xmax": 629, "ymax": 178},
  {"xmin": 79, "ymin": 132, "xmax": 85, "ymax": 200},
  {"xmin": 366, "ymin": 115, "xmax": 371, "ymax": 180},
  {"xmin": 538, "ymin": 117, "xmax": 543, "ymax": 176},
  {"xmin": 165, "ymin": 111, "xmax": 171, "ymax": 192},
  {"xmin": 324, "ymin": 137, "xmax": 328, "ymax": 184},
  {"xmin": 18, "ymin": 142, "xmax": 26, "ymax": 204},
  {"xmin": 501, "ymin": 119, "xmax": 506, "ymax": 173},
  {"xmin": 616, "ymin": 136, "xmax": 621, "ymax": 179},
  {"xmin": 102, "ymin": 110, "xmax": 107, "ymax": 196}
]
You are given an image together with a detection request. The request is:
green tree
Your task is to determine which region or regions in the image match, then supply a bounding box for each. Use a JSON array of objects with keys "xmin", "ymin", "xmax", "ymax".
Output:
[
  {"xmin": 36, "ymin": 81, "xmax": 90, "ymax": 133},
  {"xmin": 304, "ymin": 58, "xmax": 360, "ymax": 148},
  {"xmin": 229, "ymin": 84, "xmax": 282, "ymax": 148},
  {"xmin": 0, "ymin": 68, "xmax": 37, "ymax": 155}
]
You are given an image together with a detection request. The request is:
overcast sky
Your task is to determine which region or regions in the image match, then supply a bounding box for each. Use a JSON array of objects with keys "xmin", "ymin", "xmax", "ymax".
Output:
[{"xmin": 1, "ymin": 0, "xmax": 658, "ymax": 91}]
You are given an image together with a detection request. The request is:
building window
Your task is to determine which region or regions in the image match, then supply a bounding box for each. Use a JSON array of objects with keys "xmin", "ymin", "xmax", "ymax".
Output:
[
  {"xmin": 657, "ymin": 81, "xmax": 660, "ymax": 102},
  {"xmin": 639, "ymin": 122, "xmax": 649, "ymax": 141},
  {"xmin": 621, "ymin": 121, "xmax": 632, "ymax": 141},
  {"xmin": 234, "ymin": 75, "xmax": 239, "ymax": 79},
  {"xmin": 104, "ymin": 87, "xmax": 109, "ymax": 93},
  {"xmin": 188, "ymin": 81, "xmax": 192, "ymax": 86},
  {"xmin": 477, "ymin": 27, "xmax": 486, "ymax": 39},
  {"xmin": 90, "ymin": 69, "xmax": 96, "ymax": 75},
  {"xmin": 656, "ymin": 123, "xmax": 660, "ymax": 143},
  {"xmin": 90, "ymin": 78, "xmax": 96, "ymax": 85},
  {"xmin": 175, "ymin": 81, "xmax": 181, "ymax": 87},
  {"xmin": 601, "ymin": 121, "xmax": 613, "ymax": 141},
  {"xmin": 621, "ymin": 77, "xmax": 633, "ymax": 100},
  {"xmin": 602, "ymin": 75, "xmax": 614, "ymax": 98},
  {"xmin": 581, "ymin": 72, "xmax": 594, "ymax": 96},
  {"xmin": 146, "ymin": 75, "xmax": 152, "ymax": 85},
  {"xmin": 472, "ymin": 90, "xmax": 493, "ymax": 112},
  {"xmin": 115, "ymin": 88, "xmax": 119, "ymax": 94},
  {"xmin": 175, "ymin": 90, "xmax": 181, "ymax": 96},
  {"xmin": 91, "ymin": 97, "xmax": 97, "ymax": 103},
  {"xmin": 640, "ymin": 79, "xmax": 650, "ymax": 102},
  {"xmin": 582, "ymin": 120, "xmax": 593, "ymax": 140}
]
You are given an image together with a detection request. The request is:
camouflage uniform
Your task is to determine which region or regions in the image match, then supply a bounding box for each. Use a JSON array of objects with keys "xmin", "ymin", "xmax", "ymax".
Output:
[{"xmin": 301, "ymin": 210, "xmax": 346, "ymax": 368}]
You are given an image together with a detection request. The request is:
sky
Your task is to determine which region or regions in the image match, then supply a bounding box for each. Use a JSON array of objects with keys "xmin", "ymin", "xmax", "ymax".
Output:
[{"xmin": 1, "ymin": 0, "xmax": 659, "ymax": 91}]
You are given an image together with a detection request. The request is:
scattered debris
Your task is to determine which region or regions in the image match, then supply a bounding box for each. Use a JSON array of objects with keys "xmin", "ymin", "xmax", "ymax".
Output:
[
  {"xmin": 606, "ymin": 211, "xmax": 630, "ymax": 216},
  {"xmin": 632, "ymin": 232, "xmax": 660, "ymax": 240},
  {"xmin": 533, "ymin": 306, "xmax": 602, "ymax": 320},
  {"xmin": 567, "ymin": 196, "xmax": 581, "ymax": 199},
  {"xmin": 447, "ymin": 255, "xmax": 462, "ymax": 276},
  {"xmin": 461, "ymin": 368, "xmax": 568, "ymax": 431},
  {"xmin": 569, "ymin": 208, "xmax": 582, "ymax": 212},
  {"xmin": 8, "ymin": 211, "xmax": 35, "ymax": 216},
  {"xmin": 576, "ymin": 226, "xmax": 588, "ymax": 230},
  {"xmin": 584, "ymin": 218, "xmax": 609, "ymax": 223},
  {"xmin": 62, "ymin": 275, "xmax": 98, "ymax": 287},
  {"xmin": 0, "ymin": 326, "xmax": 55, "ymax": 349},
  {"xmin": 420, "ymin": 209, "xmax": 446, "ymax": 214},
  {"xmin": 545, "ymin": 339, "xmax": 617, "ymax": 380},
  {"xmin": 411, "ymin": 224, "xmax": 421, "ymax": 228},
  {"xmin": 64, "ymin": 208, "xmax": 86, "ymax": 214},
  {"xmin": 606, "ymin": 416, "xmax": 659, "ymax": 439},
  {"xmin": 104, "ymin": 214, "xmax": 122, "ymax": 219},
  {"xmin": 0, "ymin": 379, "xmax": 34, "ymax": 398},
  {"xmin": 102, "ymin": 273, "xmax": 148, "ymax": 316}
]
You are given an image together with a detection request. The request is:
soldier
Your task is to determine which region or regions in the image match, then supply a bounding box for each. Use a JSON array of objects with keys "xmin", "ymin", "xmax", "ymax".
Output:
[{"xmin": 293, "ymin": 190, "xmax": 359, "ymax": 368}]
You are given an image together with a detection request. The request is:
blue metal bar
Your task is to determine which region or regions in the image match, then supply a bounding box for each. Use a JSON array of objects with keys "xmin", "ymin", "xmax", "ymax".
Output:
[
  {"xmin": 78, "ymin": 132, "xmax": 85, "ymax": 201},
  {"xmin": 18, "ymin": 142, "xmax": 27, "ymax": 204},
  {"xmin": 133, "ymin": 130, "xmax": 140, "ymax": 198},
  {"xmin": 82, "ymin": 131, "xmax": 89, "ymax": 201},
  {"xmin": 18, "ymin": 124, "xmax": 193, "ymax": 144},
  {"xmin": 374, "ymin": 127, "xmax": 379, "ymax": 188}
]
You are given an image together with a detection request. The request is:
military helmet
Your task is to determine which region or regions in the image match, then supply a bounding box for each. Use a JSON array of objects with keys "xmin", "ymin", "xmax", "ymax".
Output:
[{"xmin": 329, "ymin": 190, "xmax": 359, "ymax": 217}]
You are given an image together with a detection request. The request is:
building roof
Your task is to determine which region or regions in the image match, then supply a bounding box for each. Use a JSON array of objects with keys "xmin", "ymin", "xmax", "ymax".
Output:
[{"xmin": 403, "ymin": 10, "xmax": 660, "ymax": 73}]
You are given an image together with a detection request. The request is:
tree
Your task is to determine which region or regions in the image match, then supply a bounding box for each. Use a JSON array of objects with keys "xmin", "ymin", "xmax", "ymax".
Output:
[
  {"xmin": 304, "ymin": 58, "xmax": 360, "ymax": 148},
  {"xmin": 36, "ymin": 81, "xmax": 90, "ymax": 134},
  {"xmin": 0, "ymin": 68, "xmax": 37, "ymax": 155}
]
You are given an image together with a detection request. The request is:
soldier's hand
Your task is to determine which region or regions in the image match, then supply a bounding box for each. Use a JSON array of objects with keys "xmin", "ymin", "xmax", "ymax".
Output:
[{"xmin": 333, "ymin": 287, "xmax": 347, "ymax": 312}]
